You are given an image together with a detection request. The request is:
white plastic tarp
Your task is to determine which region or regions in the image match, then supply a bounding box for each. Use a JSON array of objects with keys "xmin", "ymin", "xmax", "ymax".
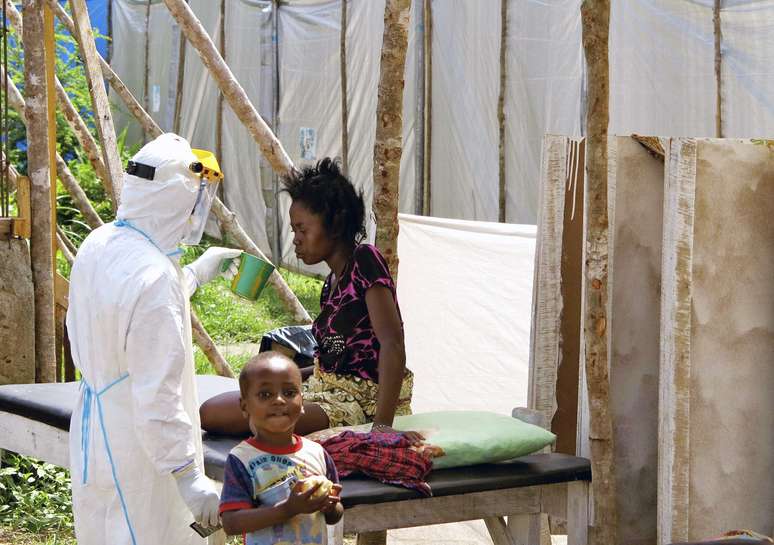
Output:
[{"xmin": 396, "ymin": 213, "xmax": 536, "ymax": 416}]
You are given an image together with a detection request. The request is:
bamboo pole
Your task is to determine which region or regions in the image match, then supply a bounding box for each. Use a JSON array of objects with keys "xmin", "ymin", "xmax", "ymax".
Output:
[
  {"xmin": 339, "ymin": 0, "xmax": 349, "ymax": 175},
  {"xmin": 215, "ymin": 0, "xmax": 225, "ymax": 178},
  {"xmin": 45, "ymin": 3, "xmax": 58, "ymax": 319},
  {"xmin": 6, "ymin": 1, "xmax": 114, "ymax": 206},
  {"xmin": 142, "ymin": 0, "xmax": 151, "ymax": 136},
  {"xmin": 68, "ymin": 0, "xmax": 124, "ymax": 203},
  {"xmin": 413, "ymin": 0, "xmax": 425, "ymax": 216},
  {"xmin": 23, "ymin": 0, "xmax": 57, "ymax": 384},
  {"xmin": 162, "ymin": 0, "xmax": 294, "ymax": 176},
  {"xmin": 497, "ymin": 0, "xmax": 507, "ymax": 223},
  {"xmin": 56, "ymin": 225, "xmax": 78, "ymax": 258},
  {"xmin": 713, "ymin": 0, "xmax": 723, "ymax": 138},
  {"xmin": 46, "ymin": 0, "xmax": 161, "ymax": 140},
  {"xmin": 422, "ymin": 0, "xmax": 432, "ymax": 217},
  {"xmin": 57, "ymin": 230, "xmax": 75, "ymax": 264},
  {"xmin": 191, "ymin": 312, "xmax": 234, "ymax": 378},
  {"xmin": 580, "ymin": 1, "xmax": 618, "ymax": 544},
  {"xmin": 173, "ymin": 15, "xmax": 187, "ymax": 136},
  {"xmin": 372, "ymin": 0, "xmax": 411, "ymax": 279}
]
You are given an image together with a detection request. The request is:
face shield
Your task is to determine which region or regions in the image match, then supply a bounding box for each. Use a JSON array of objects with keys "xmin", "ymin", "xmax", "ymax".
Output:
[{"xmin": 180, "ymin": 149, "xmax": 224, "ymax": 245}]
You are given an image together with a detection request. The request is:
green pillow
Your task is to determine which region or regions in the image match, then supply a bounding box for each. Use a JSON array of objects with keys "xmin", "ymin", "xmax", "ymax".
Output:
[{"xmin": 309, "ymin": 411, "xmax": 556, "ymax": 469}]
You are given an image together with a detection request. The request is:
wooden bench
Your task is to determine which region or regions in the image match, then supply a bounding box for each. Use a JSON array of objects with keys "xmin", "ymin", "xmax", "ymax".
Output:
[{"xmin": 0, "ymin": 376, "xmax": 591, "ymax": 545}]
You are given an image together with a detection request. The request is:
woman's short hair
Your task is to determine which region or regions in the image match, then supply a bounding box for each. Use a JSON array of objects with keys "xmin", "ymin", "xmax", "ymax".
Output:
[{"xmin": 282, "ymin": 157, "xmax": 367, "ymax": 245}]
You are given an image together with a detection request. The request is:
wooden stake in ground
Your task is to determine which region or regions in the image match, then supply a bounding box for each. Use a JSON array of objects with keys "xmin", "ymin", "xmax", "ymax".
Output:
[
  {"xmin": 339, "ymin": 0, "xmax": 349, "ymax": 175},
  {"xmin": 68, "ymin": 0, "xmax": 124, "ymax": 204},
  {"xmin": 580, "ymin": 1, "xmax": 618, "ymax": 544},
  {"xmin": 372, "ymin": 0, "xmax": 411, "ymax": 279},
  {"xmin": 497, "ymin": 0, "xmax": 508, "ymax": 223},
  {"xmin": 23, "ymin": 0, "xmax": 57, "ymax": 384}
]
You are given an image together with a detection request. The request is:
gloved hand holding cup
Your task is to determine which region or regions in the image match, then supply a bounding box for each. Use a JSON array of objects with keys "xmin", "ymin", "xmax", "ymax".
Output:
[
  {"xmin": 185, "ymin": 246, "xmax": 242, "ymax": 287},
  {"xmin": 222, "ymin": 252, "xmax": 276, "ymax": 301}
]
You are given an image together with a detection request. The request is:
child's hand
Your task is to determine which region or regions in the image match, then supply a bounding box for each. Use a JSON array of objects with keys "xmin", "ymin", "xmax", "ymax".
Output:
[
  {"xmin": 320, "ymin": 483, "xmax": 342, "ymax": 514},
  {"xmin": 283, "ymin": 480, "xmax": 329, "ymax": 516}
]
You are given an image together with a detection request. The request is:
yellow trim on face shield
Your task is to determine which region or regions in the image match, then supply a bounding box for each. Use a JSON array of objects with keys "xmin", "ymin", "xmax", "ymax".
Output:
[{"xmin": 189, "ymin": 149, "xmax": 224, "ymax": 183}]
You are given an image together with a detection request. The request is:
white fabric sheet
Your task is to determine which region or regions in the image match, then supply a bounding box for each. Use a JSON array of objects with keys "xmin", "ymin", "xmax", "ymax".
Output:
[
  {"xmin": 429, "ymin": 1, "xmax": 501, "ymax": 222},
  {"xmin": 396, "ymin": 213, "xmax": 535, "ymax": 416},
  {"xmin": 505, "ymin": 0, "xmax": 584, "ymax": 224}
]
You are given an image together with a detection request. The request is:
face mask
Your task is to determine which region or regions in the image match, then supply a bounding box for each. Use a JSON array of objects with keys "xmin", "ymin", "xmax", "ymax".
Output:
[{"xmin": 180, "ymin": 179, "xmax": 220, "ymax": 245}]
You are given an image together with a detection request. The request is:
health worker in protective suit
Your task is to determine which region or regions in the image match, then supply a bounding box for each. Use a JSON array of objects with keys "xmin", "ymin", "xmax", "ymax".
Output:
[{"xmin": 66, "ymin": 133, "xmax": 241, "ymax": 544}]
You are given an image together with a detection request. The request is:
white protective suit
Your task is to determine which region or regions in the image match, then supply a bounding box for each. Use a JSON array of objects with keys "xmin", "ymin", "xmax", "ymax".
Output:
[{"xmin": 67, "ymin": 134, "xmax": 227, "ymax": 544}]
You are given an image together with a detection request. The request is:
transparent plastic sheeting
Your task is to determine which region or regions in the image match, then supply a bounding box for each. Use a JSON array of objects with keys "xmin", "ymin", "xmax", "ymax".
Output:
[
  {"xmin": 396, "ymin": 213, "xmax": 535, "ymax": 416},
  {"xmin": 110, "ymin": 0, "xmax": 774, "ymax": 273}
]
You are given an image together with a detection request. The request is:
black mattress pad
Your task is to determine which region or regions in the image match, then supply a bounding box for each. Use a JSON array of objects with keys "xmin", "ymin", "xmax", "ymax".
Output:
[{"xmin": 0, "ymin": 377, "xmax": 591, "ymax": 508}]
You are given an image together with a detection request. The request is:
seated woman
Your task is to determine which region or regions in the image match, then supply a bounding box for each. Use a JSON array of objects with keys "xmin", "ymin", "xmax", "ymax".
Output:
[{"xmin": 200, "ymin": 158, "xmax": 421, "ymax": 442}]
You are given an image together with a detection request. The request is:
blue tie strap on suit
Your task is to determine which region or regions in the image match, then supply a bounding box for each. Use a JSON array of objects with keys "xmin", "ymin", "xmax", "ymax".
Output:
[{"xmin": 79, "ymin": 373, "xmax": 137, "ymax": 545}]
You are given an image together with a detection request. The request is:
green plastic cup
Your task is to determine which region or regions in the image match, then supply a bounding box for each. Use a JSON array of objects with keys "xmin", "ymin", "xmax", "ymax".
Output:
[{"xmin": 223, "ymin": 252, "xmax": 275, "ymax": 301}]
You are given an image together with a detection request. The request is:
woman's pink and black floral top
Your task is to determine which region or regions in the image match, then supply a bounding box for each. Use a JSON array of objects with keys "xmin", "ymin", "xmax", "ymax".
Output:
[{"xmin": 312, "ymin": 244, "xmax": 401, "ymax": 383}]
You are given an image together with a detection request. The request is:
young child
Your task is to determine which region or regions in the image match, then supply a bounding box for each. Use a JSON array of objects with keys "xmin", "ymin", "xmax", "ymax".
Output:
[{"xmin": 219, "ymin": 352, "xmax": 344, "ymax": 544}]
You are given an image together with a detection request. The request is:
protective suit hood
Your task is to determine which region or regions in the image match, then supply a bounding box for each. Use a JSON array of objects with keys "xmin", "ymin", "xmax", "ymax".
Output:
[{"xmin": 116, "ymin": 133, "xmax": 201, "ymax": 254}]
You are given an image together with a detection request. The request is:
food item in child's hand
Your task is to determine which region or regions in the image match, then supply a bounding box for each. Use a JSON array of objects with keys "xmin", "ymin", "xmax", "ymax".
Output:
[{"xmin": 297, "ymin": 475, "xmax": 333, "ymax": 499}]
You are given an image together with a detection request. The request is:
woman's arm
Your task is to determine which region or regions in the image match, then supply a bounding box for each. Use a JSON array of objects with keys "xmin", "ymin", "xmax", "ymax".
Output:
[
  {"xmin": 366, "ymin": 285, "xmax": 406, "ymax": 427},
  {"xmin": 366, "ymin": 286, "xmax": 423, "ymax": 444}
]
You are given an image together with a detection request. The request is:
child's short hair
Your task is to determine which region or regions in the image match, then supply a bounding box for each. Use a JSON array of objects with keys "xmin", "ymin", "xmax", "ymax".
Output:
[{"xmin": 238, "ymin": 351, "xmax": 300, "ymax": 396}]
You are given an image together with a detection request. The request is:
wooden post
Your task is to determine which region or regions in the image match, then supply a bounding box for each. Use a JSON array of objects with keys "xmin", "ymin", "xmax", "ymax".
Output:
[
  {"xmin": 580, "ymin": 1, "xmax": 618, "ymax": 544},
  {"xmin": 23, "ymin": 0, "xmax": 57, "ymax": 383},
  {"xmin": 413, "ymin": 0, "xmax": 424, "ymax": 216},
  {"xmin": 422, "ymin": 0, "xmax": 432, "ymax": 217},
  {"xmin": 497, "ymin": 0, "xmax": 507, "ymax": 223},
  {"xmin": 339, "ymin": 0, "xmax": 349, "ymax": 175},
  {"xmin": 142, "ymin": 0, "xmax": 151, "ymax": 135},
  {"xmin": 68, "ymin": 0, "xmax": 124, "ymax": 203},
  {"xmin": 191, "ymin": 312, "xmax": 234, "ymax": 379},
  {"xmin": 713, "ymin": 0, "xmax": 723, "ymax": 138},
  {"xmin": 215, "ymin": 0, "xmax": 225, "ymax": 181},
  {"xmin": 162, "ymin": 0, "xmax": 294, "ymax": 177},
  {"xmin": 372, "ymin": 0, "xmax": 411, "ymax": 279},
  {"xmin": 173, "ymin": 12, "xmax": 188, "ymax": 136}
]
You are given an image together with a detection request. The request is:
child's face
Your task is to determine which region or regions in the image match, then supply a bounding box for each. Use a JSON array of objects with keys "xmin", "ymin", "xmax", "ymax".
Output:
[{"xmin": 240, "ymin": 359, "xmax": 303, "ymax": 437}]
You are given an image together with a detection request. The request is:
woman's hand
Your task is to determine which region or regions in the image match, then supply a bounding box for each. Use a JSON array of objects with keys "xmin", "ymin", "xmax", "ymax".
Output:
[{"xmin": 371, "ymin": 423, "xmax": 425, "ymax": 446}]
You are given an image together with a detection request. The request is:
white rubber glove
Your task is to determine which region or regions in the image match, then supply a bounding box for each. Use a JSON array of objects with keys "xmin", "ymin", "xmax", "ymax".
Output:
[
  {"xmin": 173, "ymin": 464, "xmax": 221, "ymax": 528},
  {"xmin": 184, "ymin": 247, "xmax": 241, "ymax": 288}
]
